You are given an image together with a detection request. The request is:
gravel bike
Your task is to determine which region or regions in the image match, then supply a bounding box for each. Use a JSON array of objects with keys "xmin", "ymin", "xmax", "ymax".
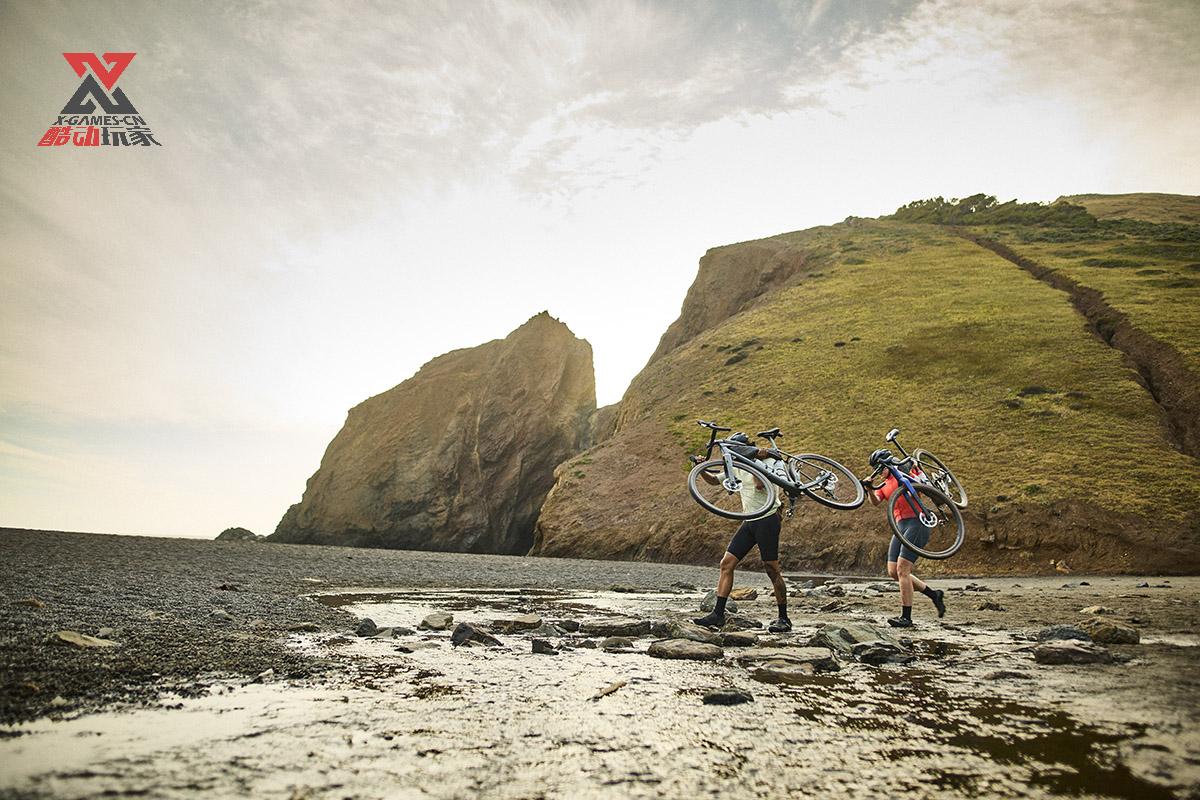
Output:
[
  {"xmin": 862, "ymin": 445, "xmax": 965, "ymax": 560},
  {"xmin": 883, "ymin": 427, "xmax": 967, "ymax": 508},
  {"xmin": 687, "ymin": 421, "xmax": 864, "ymax": 520}
]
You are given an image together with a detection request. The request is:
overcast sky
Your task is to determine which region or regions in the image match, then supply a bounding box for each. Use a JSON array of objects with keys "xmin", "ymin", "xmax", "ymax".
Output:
[{"xmin": 2, "ymin": 0, "xmax": 1198, "ymax": 538}]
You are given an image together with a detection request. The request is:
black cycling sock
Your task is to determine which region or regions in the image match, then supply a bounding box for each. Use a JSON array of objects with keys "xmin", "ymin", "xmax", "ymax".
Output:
[
  {"xmin": 778, "ymin": 603, "xmax": 789, "ymax": 621},
  {"xmin": 901, "ymin": 605, "xmax": 912, "ymax": 620},
  {"xmin": 714, "ymin": 595, "xmax": 728, "ymax": 615},
  {"xmin": 919, "ymin": 585, "xmax": 937, "ymax": 599}
]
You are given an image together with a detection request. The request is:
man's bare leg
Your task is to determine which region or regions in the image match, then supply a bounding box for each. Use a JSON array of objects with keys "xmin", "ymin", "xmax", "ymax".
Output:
[
  {"xmin": 695, "ymin": 552, "xmax": 739, "ymax": 627},
  {"xmin": 763, "ymin": 559, "xmax": 791, "ymax": 632}
]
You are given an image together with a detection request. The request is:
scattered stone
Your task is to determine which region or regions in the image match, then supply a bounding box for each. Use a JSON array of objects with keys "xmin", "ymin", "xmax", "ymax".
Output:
[
  {"xmin": 601, "ymin": 636, "xmax": 636, "ymax": 652},
  {"xmin": 419, "ymin": 612, "xmax": 454, "ymax": 631},
  {"xmin": 867, "ymin": 582, "xmax": 899, "ymax": 593},
  {"xmin": 852, "ymin": 642, "xmax": 914, "ymax": 665},
  {"xmin": 737, "ymin": 647, "xmax": 839, "ymax": 673},
  {"xmin": 810, "ymin": 623, "xmax": 898, "ymax": 655},
  {"xmin": 450, "ymin": 623, "xmax": 501, "ymax": 648},
  {"xmin": 1136, "ymin": 582, "xmax": 1150, "ymax": 588},
  {"xmin": 288, "ymin": 622, "xmax": 320, "ymax": 632},
  {"xmin": 703, "ymin": 689, "xmax": 754, "ymax": 705},
  {"xmin": 577, "ymin": 639, "xmax": 598, "ymax": 649},
  {"xmin": 977, "ymin": 601, "xmax": 1005, "ymax": 611},
  {"xmin": 395, "ymin": 642, "xmax": 440, "ymax": 653},
  {"xmin": 97, "ymin": 627, "xmax": 114, "ymax": 639},
  {"xmin": 216, "ymin": 582, "xmax": 240, "ymax": 591},
  {"xmin": 661, "ymin": 620, "xmax": 722, "ymax": 645},
  {"xmin": 985, "ymin": 670, "xmax": 1032, "ymax": 680},
  {"xmin": 721, "ymin": 631, "xmax": 759, "ymax": 648},
  {"xmin": 532, "ymin": 639, "xmax": 558, "ymax": 655},
  {"xmin": 823, "ymin": 584, "xmax": 846, "ymax": 597},
  {"xmin": 1034, "ymin": 640, "xmax": 1113, "ymax": 664},
  {"xmin": 648, "ymin": 639, "xmax": 723, "ymax": 661},
  {"xmin": 820, "ymin": 600, "xmax": 850, "ymax": 613},
  {"xmin": 1080, "ymin": 605, "xmax": 1114, "ymax": 615},
  {"xmin": 729, "ymin": 587, "xmax": 758, "ymax": 601},
  {"xmin": 700, "ymin": 590, "xmax": 738, "ymax": 614},
  {"xmin": 49, "ymin": 696, "xmax": 69, "ymax": 708},
  {"xmin": 1053, "ymin": 560, "xmax": 1072, "ymax": 574},
  {"xmin": 670, "ymin": 582, "xmax": 697, "ymax": 591},
  {"xmin": 54, "ymin": 630, "xmax": 117, "ymax": 649},
  {"xmin": 492, "ymin": 613, "xmax": 542, "ymax": 633},
  {"xmin": 720, "ymin": 615, "xmax": 762, "ymax": 631},
  {"xmin": 1079, "ymin": 618, "xmax": 1140, "ymax": 645},
  {"xmin": 13, "ymin": 596, "xmax": 45, "ymax": 608},
  {"xmin": 530, "ymin": 622, "xmax": 565, "ymax": 637},
  {"xmin": 355, "ymin": 618, "xmax": 379, "ymax": 637},
  {"xmin": 961, "ymin": 582, "xmax": 996, "ymax": 592},
  {"xmin": 1035, "ymin": 625, "xmax": 1092, "ymax": 642},
  {"xmin": 610, "ymin": 583, "xmax": 640, "ymax": 593},
  {"xmin": 211, "ymin": 609, "xmax": 233, "ymax": 623},
  {"xmin": 552, "ymin": 620, "xmax": 581, "ymax": 632},
  {"xmin": 579, "ymin": 616, "xmax": 651, "ymax": 637},
  {"xmin": 252, "ymin": 669, "xmax": 274, "ymax": 684},
  {"xmin": 590, "ymin": 680, "xmax": 627, "ymax": 701}
]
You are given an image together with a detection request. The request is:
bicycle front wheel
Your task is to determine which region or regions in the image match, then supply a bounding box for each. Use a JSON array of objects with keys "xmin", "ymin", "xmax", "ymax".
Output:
[
  {"xmin": 688, "ymin": 459, "xmax": 777, "ymax": 520},
  {"xmin": 886, "ymin": 484, "xmax": 964, "ymax": 559},
  {"xmin": 787, "ymin": 454, "xmax": 865, "ymax": 510},
  {"xmin": 914, "ymin": 449, "xmax": 967, "ymax": 509}
]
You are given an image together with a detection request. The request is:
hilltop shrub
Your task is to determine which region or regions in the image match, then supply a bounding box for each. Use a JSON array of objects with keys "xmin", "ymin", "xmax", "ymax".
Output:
[{"xmin": 891, "ymin": 194, "xmax": 1097, "ymax": 228}]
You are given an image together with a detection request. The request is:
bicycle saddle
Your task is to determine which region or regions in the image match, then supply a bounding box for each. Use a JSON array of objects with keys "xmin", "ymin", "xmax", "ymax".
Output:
[{"xmin": 756, "ymin": 427, "xmax": 782, "ymax": 439}]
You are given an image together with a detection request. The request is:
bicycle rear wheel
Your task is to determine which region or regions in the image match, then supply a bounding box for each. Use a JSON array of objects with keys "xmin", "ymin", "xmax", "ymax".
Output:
[
  {"xmin": 688, "ymin": 459, "xmax": 777, "ymax": 520},
  {"xmin": 913, "ymin": 449, "xmax": 967, "ymax": 508},
  {"xmin": 787, "ymin": 454, "xmax": 865, "ymax": 510},
  {"xmin": 886, "ymin": 484, "xmax": 964, "ymax": 559}
]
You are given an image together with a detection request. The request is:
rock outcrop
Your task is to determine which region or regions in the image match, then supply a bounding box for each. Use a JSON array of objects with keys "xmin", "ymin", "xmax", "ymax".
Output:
[
  {"xmin": 215, "ymin": 527, "xmax": 261, "ymax": 542},
  {"xmin": 271, "ymin": 312, "xmax": 595, "ymax": 554}
]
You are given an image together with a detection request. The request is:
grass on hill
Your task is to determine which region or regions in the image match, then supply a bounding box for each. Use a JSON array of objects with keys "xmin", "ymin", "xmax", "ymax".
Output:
[{"xmin": 620, "ymin": 219, "xmax": 1200, "ymax": 523}]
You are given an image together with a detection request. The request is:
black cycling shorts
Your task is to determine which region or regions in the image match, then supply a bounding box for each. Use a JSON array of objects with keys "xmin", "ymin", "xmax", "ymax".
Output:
[
  {"xmin": 726, "ymin": 511, "xmax": 782, "ymax": 562},
  {"xmin": 888, "ymin": 517, "xmax": 931, "ymax": 563}
]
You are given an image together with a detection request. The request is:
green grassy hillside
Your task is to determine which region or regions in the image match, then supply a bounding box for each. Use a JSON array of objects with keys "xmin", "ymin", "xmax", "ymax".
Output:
[
  {"xmin": 1063, "ymin": 193, "xmax": 1200, "ymax": 225},
  {"xmin": 533, "ymin": 196, "xmax": 1200, "ymax": 574}
]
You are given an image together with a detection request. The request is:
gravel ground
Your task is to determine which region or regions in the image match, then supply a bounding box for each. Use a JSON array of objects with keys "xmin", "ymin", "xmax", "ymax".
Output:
[{"xmin": 0, "ymin": 528, "xmax": 716, "ymax": 723}]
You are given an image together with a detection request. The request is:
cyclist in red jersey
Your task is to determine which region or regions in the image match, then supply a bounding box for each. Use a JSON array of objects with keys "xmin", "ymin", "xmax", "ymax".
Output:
[{"xmin": 864, "ymin": 449, "xmax": 946, "ymax": 628}]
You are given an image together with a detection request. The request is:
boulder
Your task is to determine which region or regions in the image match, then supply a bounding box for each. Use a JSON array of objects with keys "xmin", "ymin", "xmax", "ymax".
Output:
[
  {"xmin": 648, "ymin": 639, "xmax": 724, "ymax": 661},
  {"xmin": 720, "ymin": 615, "xmax": 762, "ymax": 631},
  {"xmin": 1033, "ymin": 641, "xmax": 1114, "ymax": 665},
  {"xmin": 703, "ymin": 689, "xmax": 754, "ymax": 705},
  {"xmin": 1035, "ymin": 624, "xmax": 1092, "ymax": 642},
  {"xmin": 215, "ymin": 527, "xmax": 260, "ymax": 542},
  {"xmin": 699, "ymin": 590, "xmax": 737, "ymax": 614},
  {"xmin": 355, "ymin": 618, "xmax": 379, "ymax": 637},
  {"xmin": 531, "ymin": 639, "xmax": 558, "ymax": 656},
  {"xmin": 270, "ymin": 312, "xmax": 596, "ymax": 555},
  {"xmin": 579, "ymin": 617, "xmax": 650, "ymax": 637},
  {"xmin": 1080, "ymin": 605, "xmax": 1115, "ymax": 615},
  {"xmin": 659, "ymin": 620, "xmax": 722, "ymax": 645},
  {"xmin": 809, "ymin": 623, "xmax": 898, "ymax": 656},
  {"xmin": 529, "ymin": 622, "xmax": 565, "ymax": 638},
  {"xmin": 1079, "ymin": 618, "xmax": 1140, "ymax": 645},
  {"xmin": 735, "ymin": 647, "xmax": 839, "ymax": 673},
  {"xmin": 721, "ymin": 631, "xmax": 759, "ymax": 648},
  {"xmin": 491, "ymin": 613, "xmax": 542, "ymax": 633},
  {"xmin": 419, "ymin": 612, "xmax": 454, "ymax": 631},
  {"xmin": 729, "ymin": 587, "xmax": 758, "ymax": 601},
  {"xmin": 601, "ymin": 636, "xmax": 636, "ymax": 652},
  {"xmin": 852, "ymin": 642, "xmax": 913, "ymax": 665},
  {"xmin": 451, "ymin": 623, "xmax": 501, "ymax": 648}
]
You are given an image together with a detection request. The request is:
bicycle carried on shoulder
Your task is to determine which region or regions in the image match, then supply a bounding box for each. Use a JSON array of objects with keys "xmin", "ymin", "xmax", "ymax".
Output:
[
  {"xmin": 862, "ymin": 432, "xmax": 965, "ymax": 560},
  {"xmin": 885, "ymin": 427, "xmax": 967, "ymax": 509},
  {"xmin": 687, "ymin": 420, "xmax": 865, "ymax": 520}
]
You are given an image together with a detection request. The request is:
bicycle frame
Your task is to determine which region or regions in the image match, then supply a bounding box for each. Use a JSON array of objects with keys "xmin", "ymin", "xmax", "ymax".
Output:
[
  {"xmin": 878, "ymin": 461, "xmax": 939, "ymax": 527},
  {"xmin": 700, "ymin": 426, "xmax": 830, "ymax": 497}
]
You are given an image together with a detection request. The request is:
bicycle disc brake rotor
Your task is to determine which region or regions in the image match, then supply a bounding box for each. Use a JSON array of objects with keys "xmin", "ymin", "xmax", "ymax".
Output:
[
  {"xmin": 919, "ymin": 511, "xmax": 940, "ymax": 527},
  {"xmin": 722, "ymin": 478, "xmax": 741, "ymax": 493}
]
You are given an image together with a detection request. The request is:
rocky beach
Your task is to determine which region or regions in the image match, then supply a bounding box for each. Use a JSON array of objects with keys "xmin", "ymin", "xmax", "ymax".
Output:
[{"xmin": 2, "ymin": 528, "xmax": 1198, "ymax": 799}]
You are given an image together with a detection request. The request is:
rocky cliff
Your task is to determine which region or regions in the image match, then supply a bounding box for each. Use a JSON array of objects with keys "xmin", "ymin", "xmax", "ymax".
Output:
[
  {"xmin": 532, "ymin": 195, "xmax": 1200, "ymax": 574},
  {"xmin": 271, "ymin": 312, "xmax": 595, "ymax": 554}
]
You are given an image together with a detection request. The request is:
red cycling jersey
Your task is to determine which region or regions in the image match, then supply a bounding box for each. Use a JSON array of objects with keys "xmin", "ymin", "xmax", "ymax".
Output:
[{"xmin": 874, "ymin": 466, "xmax": 925, "ymax": 523}]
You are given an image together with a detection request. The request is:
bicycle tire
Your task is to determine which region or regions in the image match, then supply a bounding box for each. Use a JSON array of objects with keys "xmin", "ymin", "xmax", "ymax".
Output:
[
  {"xmin": 787, "ymin": 453, "xmax": 865, "ymax": 510},
  {"xmin": 913, "ymin": 449, "xmax": 967, "ymax": 509},
  {"xmin": 687, "ymin": 459, "xmax": 778, "ymax": 520},
  {"xmin": 886, "ymin": 484, "xmax": 965, "ymax": 559}
]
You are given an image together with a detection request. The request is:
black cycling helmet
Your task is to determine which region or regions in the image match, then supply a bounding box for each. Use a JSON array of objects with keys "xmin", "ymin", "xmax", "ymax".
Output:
[
  {"xmin": 869, "ymin": 448, "xmax": 894, "ymax": 467},
  {"xmin": 726, "ymin": 432, "xmax": 758, "ymax": 459},
  {"xmin": 729, "ymin": 432, "xmax": 752, "ymax": 445}
]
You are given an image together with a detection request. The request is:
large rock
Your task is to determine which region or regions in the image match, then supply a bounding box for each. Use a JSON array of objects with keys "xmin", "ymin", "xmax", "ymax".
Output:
[
  {"xmin": 215, "ymin": 527, "xmax": 260, "ymax": 542},
  {"xmin": 647, "ymin": 639, "xmax": 724, "ymax": 661},
  {"xmin": 271, "ymin": 312, "xmax": 595, "ymax": 554},
  {"xmin": 1033, "ymin": 641, "xmax": 1114, "ymax": 665},
  {"xmin": 1035, "ymin": 624, "xmax": 1092, "ymax": 642},
  {"xmin": 654, "ymin": 620, "xmax": 722, "ymax": 645},
  {"xmin": 491, "ymin": 614, "xmax": 542, "ymax": 634},
  {"xmin": 809, "ymin": 624, "xmax": 899, "ymax": 656},
  {"xmin": 579, "ymin": 617, "xmax": 651, "ymax": 637},
  {"xmin": 735, "ymin": 647, "xmax": 839, "ymax": 673},
  {"xmin": 1079, "ymin": 618, "xmax": 1140, "ymax": 645}
]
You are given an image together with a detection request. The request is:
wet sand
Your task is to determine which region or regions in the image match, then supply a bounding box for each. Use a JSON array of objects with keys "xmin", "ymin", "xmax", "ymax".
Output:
[{"xmin": 1, "ymin": 529, "xmax": 1198, "ymax": 799}]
